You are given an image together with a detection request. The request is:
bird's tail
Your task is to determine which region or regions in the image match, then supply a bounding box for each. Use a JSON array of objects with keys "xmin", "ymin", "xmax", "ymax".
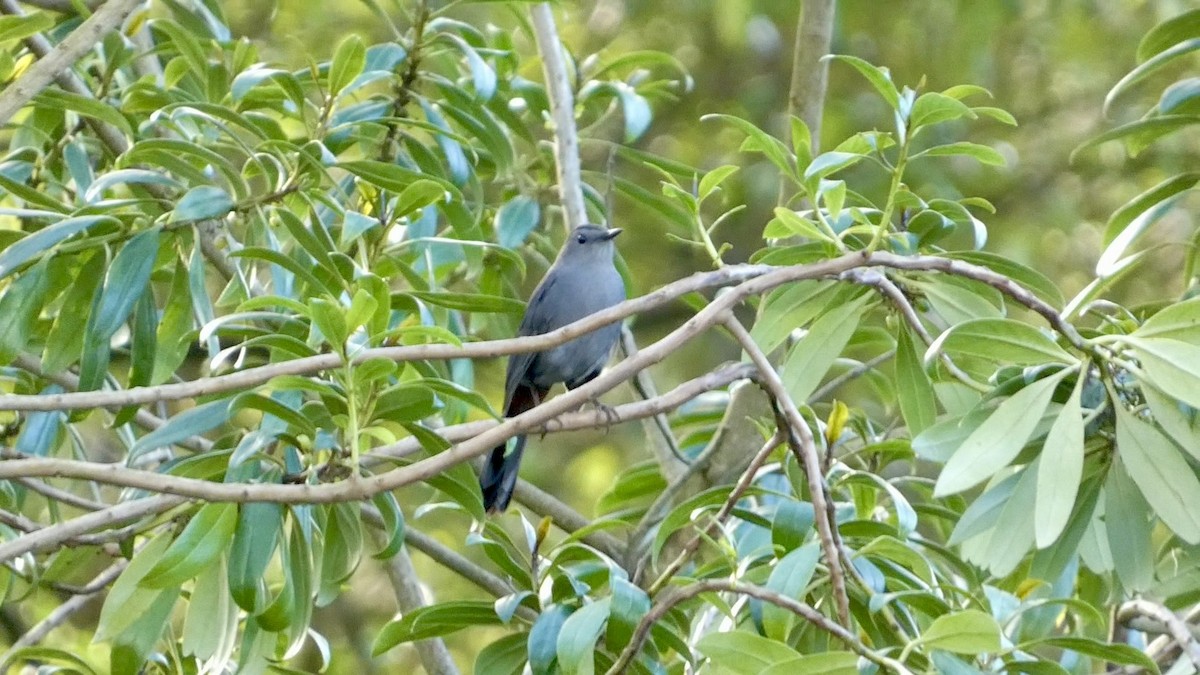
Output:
[
  {"xmin": 480, "ymin": 383, "xmax": 542, "ymax": 513},
  {"xmin": 480, "ymin": 436, "xmax": 525, "ymax": 513}
]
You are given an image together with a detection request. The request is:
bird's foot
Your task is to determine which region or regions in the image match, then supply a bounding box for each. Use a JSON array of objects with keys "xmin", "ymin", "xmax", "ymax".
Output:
[{"xmin": 589, "ymin": 399, "xmax": 620, "ymax": 432}]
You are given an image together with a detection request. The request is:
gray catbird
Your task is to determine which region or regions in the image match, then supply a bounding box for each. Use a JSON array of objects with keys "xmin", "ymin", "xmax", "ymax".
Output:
[{"xmin": 480, "ymin": 224, "xmax": 626, "ymax": 513}]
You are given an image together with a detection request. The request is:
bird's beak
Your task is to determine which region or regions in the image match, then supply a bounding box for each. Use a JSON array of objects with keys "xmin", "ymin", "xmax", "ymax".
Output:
[{"xmin": 602, "ymin": 228, "xmax": 623, "ymax": 240}]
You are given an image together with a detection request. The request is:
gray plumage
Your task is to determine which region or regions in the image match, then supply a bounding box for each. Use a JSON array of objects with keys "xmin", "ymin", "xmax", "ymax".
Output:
[{"xmin": 480, "ymin": 224, "xmax": 626, "ymax": 513}]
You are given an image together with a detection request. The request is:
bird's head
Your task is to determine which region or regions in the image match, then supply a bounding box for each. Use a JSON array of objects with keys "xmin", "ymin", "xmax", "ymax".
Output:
[{"xmin": 561, "ymin": 224, "xmax": 621, "ymax": 262}]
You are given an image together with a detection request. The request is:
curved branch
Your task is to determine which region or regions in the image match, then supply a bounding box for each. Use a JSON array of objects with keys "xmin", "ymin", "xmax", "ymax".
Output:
[
  {"xmin": 0, "ymin": 262, "xmax": 773, "ymax": 412},
  {"xmin": 722, "ymin": 315, "xmax": 851, "ymax": 627},
  {"xmin": 0, "ymin": 362, "xmax": 754, "ymax": 506},
  {"xmin": 0, "ymin": 495, "xmax": 187, "ymax": 563}
]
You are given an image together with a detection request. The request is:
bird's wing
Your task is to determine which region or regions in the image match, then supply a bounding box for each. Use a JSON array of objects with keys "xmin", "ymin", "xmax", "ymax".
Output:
[{"xmin": 503, "ymin": 271, "xmax": 559, "ymax": 410}]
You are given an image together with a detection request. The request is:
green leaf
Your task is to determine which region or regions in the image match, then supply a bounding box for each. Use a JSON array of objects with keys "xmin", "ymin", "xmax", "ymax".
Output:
[
  {"xmin": 0, "ymin": 215, "xmax": 116, "ymax": 281},
  {"xmin": 1116, "ymin": 402, "xmax": 1200, "ymax": 543},
  {"xmin": 182, "ymin": 554, "xmax": 235, "ymax": 660},
  {"xmin": 96, "ymin": 532, "xmax": 173, "ymax": 641},
  {"xmin": 1104, "ymin": 173, "xmax": 1200, "ymax": 246},
  {"xmin": 1138, "ymin": 9, "xmax": 1200, "ymax": 61},
  {"xmin": 825, "ymin": 55, "xmax": 901, "ymax": 111},
  {"xmin": 496, "ymin": 195, "xmax": 541, "ymax": 249},
  {"xmin": 1105, "ymin": 459, "xmax": 1154, "ymax": 591},
  {"xmin": 935, "ymin": 369, "xmax": 1070, "ymax": 496},
  {"xmin": 529, "ymin": 605, "xmax": 572, "ymax": 675},
  {"xmin": 310, "ymin": 297, "xmax": 348, "ymax": 347},
  {"xmin": 474, "ymin": 632, "xmax": 528, "ymax": 675},
  {"xmin": 1072, "ymin": 115, "xmax": 1200, "ymax": 161},
  {"xmin": 761, "ymin": 652, "xmax": 858, "ymax": 675},
  {"xmin": 373, "ymin": 601, "xmax": 502, "ymax": 655},
  {"xmin": 1106, "ymin": 38, "xmax": 1200, "ymax": 114},
  {"xmin": 128, "ymin": 398, "xmax": 232, "ymax": 462},
  {"xmin": 170, "ymin": 185, "xmax": 235, "ymax": 222},
  {"xmin": 395, "ymin": 179, "xmax": 447, "ymax": 219},
  {"xmin": 695, "ymin": 631, "xmax": 803, "ymax": 674},
  {"xmin": 1021, "ymin": 637, "xmax": 1159, "ymax": 674},
  {"xmin": 0, "ymin": 258, "xmax": 49, "ymax": 364},
  {"xmin": 556, "ymin": 598, "xmax": 611, "ymax": 675},
  {"xmin": 916, "ymin": 278, "xmax": 1002, "ymax": 324},
  {"xmin": 917, "ymin": 610, "xmax": 1001, "ymax": 655},
  {"xmin": 370, "ymin": 489, "xmax": 405, "ymax": 559},
  {"xmin": 1035, "ymin": 375, "xmax": 1085, "ymax": 548},
  {"xmin": 803, "ymin": 151, "xmax": 865, "ymax": 182},
  {"xmin": 607, "ymin": 577, "xmax": 649, "ymax": 651},
  {"xmin": 912, "ymin": 141, "xmax": 1005, "ymax": 166},
  {"xmin": 1143, "ymin": 383, "xmax": 1200, "ymax": 462},
  {"xmin": 751, "ymin": 280, "xmax": 838, "ymax": 354},
  {"xmin": 1128, "ymin": 337, "xmax": 1200, "ymax": 410},
  {"xmin": 0, "ymin": 12, "xmax": 53, "ymax": 43},
  {"xmin": 781, "ymin": 293, "xmax": 872, "ymax": 402},
  {"xmin": 228, "ymin": 500, "xmax": 282, "ymax": 612},
  {"xmin": 142, "ymin": 503, "xmax": 237, "ymax": 588},
  {"xmin": 764, "ymin": 207, "xmax": 829, "ymax": 241},
  {"xmin": 929, "ymin": 318, "xmax": 1076, "ymax": 366},
  {"xmin": 340, "ymin": 159, "xmax": 449, "ymax": 194},
  {"xmin": 404, "ymin": 290, "xmax": 526, "ymax": 313},
  {"xmin": 895, "ymin": 324, "xmax": 937, "ymax": 436},
  {"xmin": 699, "ymin": 165, "xmax": 740, "ymax": 202},
  {"xmin": 944, "ymin": 251, "xmax": 1064, "ymax": 307},
  {"xmin": 43, "ymin": 252, "xmax": 102, "ymax": 374},
  {"xmin": 1134, "ymin": 297, "xmax": 1200, "ymax": 342},
  {"xmin": 772, "ymin": 500, "xmax": 815, "ymax": 553},
  {"xmin": 328, "ymin": 34, "xmax": 366, "ymax": 95},
  {"xmin": 35, "ymin": 89, "xmax": 133, "ymax": 136},
  {"xmin": 909, "ymin": 92, "xmax": 976, "ymax": 129},
  {"xmin": 763, "ymin": 544, "xmax": 821, "ymax": 641},
  {"xmin": 79, "ymin": 228, "xmax": 161, "ymax": 391},
  {"xmin": 701, "ymin": 114, "xmax": 793, "ymax": 177}
]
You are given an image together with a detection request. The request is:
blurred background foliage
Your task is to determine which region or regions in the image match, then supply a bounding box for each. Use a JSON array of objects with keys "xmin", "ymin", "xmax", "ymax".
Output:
[
  {"xmin": 218, "ymin": 0, "xmax": 1197, "ymax": 670},
  {"xmin": 3, "ymin": 0, "xmax": 1199, "ymax": 672}
]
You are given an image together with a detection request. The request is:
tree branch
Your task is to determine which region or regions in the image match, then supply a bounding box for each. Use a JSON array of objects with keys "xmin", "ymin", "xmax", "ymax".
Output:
[
  {"xmin": 530, "ymin": 3, "xmax": 587, "ymax": 230},
  {"xmin": 0, "ymin": 362, "xmax": 753, "ymax": 504},
  {"xmin": 0, "ymin": 556, "xmax": 126, "ymax": 668},
  {"xmin": 0, "ymin": 0, "xmax": 143, "ymax": 128},
  {"xmin": 0, "ymin": 494, "xmax": 186, "ymax": 563},
  {"xmin": 722, "ymin": 315, "xmax": 851, "ymax": 627},
  {"xmin": 368, "ymin": 526, "xmax": 460, "ymax": 675},
  {"xmin": 0, "ymin": 262, "xmax": 774, "ymax": 412},
  {"xmin": 605, "ymin": 579, "xmax": 913, "ymax": 675}
]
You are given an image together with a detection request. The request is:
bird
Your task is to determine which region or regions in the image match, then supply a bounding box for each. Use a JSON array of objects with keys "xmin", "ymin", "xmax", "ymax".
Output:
[{"xmin": 479, "ymin": 224, "xmax": 626, "ymax": 513}]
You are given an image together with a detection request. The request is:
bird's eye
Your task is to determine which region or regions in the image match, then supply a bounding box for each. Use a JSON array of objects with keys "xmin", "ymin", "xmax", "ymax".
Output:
[{"xmin": 576, "ymin": 233, "xmax": 586, "ymax": 244}]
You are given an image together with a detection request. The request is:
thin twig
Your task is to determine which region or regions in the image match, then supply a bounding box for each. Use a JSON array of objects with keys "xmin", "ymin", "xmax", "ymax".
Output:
[
  {"xmin": 722, "ymin": 315, "xmax": 852, "ymax": 627},
  {"xmin": 646, "ymin": 432, "xmax": 784, "ymax": 594},
  {"xmin": 1118, "ymin": 600, "xmax": 1200, "ymax": 670},
  {"xmin": 619, "ymin": 326, "xmax": 689, "ymax": 480},
  {"xmin": 0, "ymin": 556, "xmax": 126, "ymax": 668},
  {"xmin": 605, "ymin": 579, "xmax": 914, "ymax": 675},
  {"xmin": 839, "ymin": 268, "xmax": 987, "ymax": 392}
]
